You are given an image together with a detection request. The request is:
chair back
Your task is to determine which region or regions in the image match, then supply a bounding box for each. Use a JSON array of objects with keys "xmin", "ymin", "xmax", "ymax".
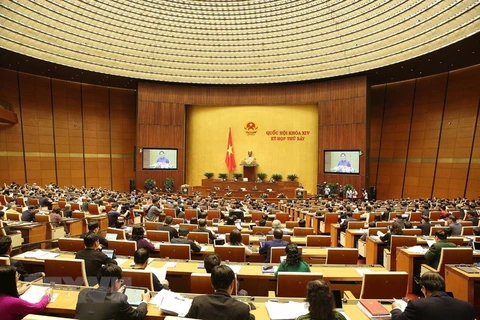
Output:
[
  {"xmin": 107, "ymin": 227, "xmax": 126, "ymax": 240},
  {"xmin": 44, "ymin": 258, "xmax": 88, "ymax": 286},
  {"xmin": 325, "ymin": 248, "xmax": 358, "ymax": 264},
  {"xmin": 389, "ymin": 235, "xmax": 417, "ymax": 271},
  {"xmin": 180, "ymin": 223, "xmax": 198, "ymax": 232},
  {"xmin": 159, "ymin": 243, "xmax": 191, "ymax": 260},
  {"xmin": 436, "ymin": 247, "xmax": 473, "ymax": 276},
  {"xmin": 461, "ymin": 226, "xmax": 474, "ymax": 236},
  {"xmin": 250, "ymin": 211, "xmax": 264, "ymax": 223},
  {"xmin": 188, "ymin": 232, "xmax": 209, "ymax": 244},
  {"xmin": 108, "ymin": 240, "xmax": 137, "ymax": 256},
  {"xmin": 252, "ymin": 226, "xmax": 271, "ymax": 236},
  {"xmin": 408, "ymin": 212, "xmax": 422, "ymax": 222},
  {"xmin": 306, "ymin": 235, "xmax": 331, "ymax": 247},
  {"xmin": 58, "ymin": 237, "xmax": 85, "ymax": 252},
  {"xmin": 122, "ymin": 269, "xmax": 154, "ymax": 291},
  {"xmin": 146, "ymin": 230, "xmax": 170, "ymax": 242},
  {"xmin": 145, "ymin": 221, "xmax": 163, "ymax": 230},
  {"xmin": 225, "ymin": 233, "xmax": 250, "ymax": 246},
  {"xmin": 88, "ymin": 204, "xmax": 100, "ymax": 214},
  {"xmin": 347, "ymin": 221, "xmax": 365, "ymax": 229},
  {"xmin": 430, "ymin": 226, "xmax": 448, "ymax": 236},
  {"xmin": 0, "ymin": 256, "xmax": 10, "ymax": 265},
  {"xmin": 172, "ymin": 218, "xmax": 184, "ymax": 225},
  {"xmin": 164, "ymin": 208, "xmax": 176, "ymax": 218},
  {"xmin": 429, "ymin": 211, "xmax": 442, "ymax": 221},
  {"xmin": 270, "ymin": 246, "xmax": 303, "ymax": 263},
  {"xmin": 276, "ymin": 272, "xmax": 323, "ymax": 297},
  {"xmin": 275, "ymin": 213, "xmax": 290, "ymax": 223},
  {"xmin": 218, "ymin": 225, "xmax": 237, "ymax": 234},
  {"xmin": 6, "ymin": 212, "xmax": 20, "ymax": 221},
  {"xmin": 285, "ymin": 221, "xmax": 299, "ymax": 229},
  {"xmin": 459, "ymin": 220, "xmax": 472, "ymax": 227},
  {"xmin": 70, "ymin": 203, "xmax": 80, "ymax": 211},
  {"xmin": 446, "ymin": 237, "xmax": 464, "ymax": 246},
  {"xmin": 185, "ymin": 209, "xmax": 197, "ymax": 221},
  {"xmin": 207, "ymin": 210, "xmax": 221, "ymax": 220},
  {"xmin": 293, "ymin": 227, "xmax": 314, "ymax": 236},
  {"xmin": 360, "ymin": 272, "xmax": 408, "ymax": 299},
  {"xmin": 368, "ymin": 227, "xmax": 388, "ymax": 236},
  {"xmin": 191, "ymin": 273, "xmax": 237, "ymax": 295},
  {"xmin": 402, "ymin": 229, "xmax": 422, "ymax": 236},
  {"xmin": 320, "ymin": 213, "xmax": 337, "ymax": 234},
  {"xmin": 214, "ymin": 245, "xmax": 246, "ymax": 262},
  {"xmin": 266, "ymin": 234, "xmax": 292, "ymax": 243}
]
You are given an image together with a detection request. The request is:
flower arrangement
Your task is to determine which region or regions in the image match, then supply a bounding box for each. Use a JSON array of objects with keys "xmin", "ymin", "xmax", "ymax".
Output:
[
  {"xmin": 180, "ymin": 184, "xmax": 189, "ymax": 194},
  {"xmin": 260, "ymin": 193, "xmax": 268, "ymax": 198},
  {"xmin": 209, "ymin": 191, "xmax": 217, "ymax": 197},
  {"xmin": 204, "ymin": 172, "xmax": 214, "ymax": 179},
  {"xmin": 233, "ymin": 173, "xmax": 243, "ymax": 180},
  {"xmin": 271, "ymin": 173, "xmax": 283, "ymax": 181},
  {"xmin": 218, "ymin": 173, "xmax": 228, "ymax": 180},
  {"xmin": 257, "ymin": 172, "xmax": 267, "ymax": 181},
  {"xmin": 287, "ymin": 174, "xmax": 298, "ymax": 181},
  {"xmin": 295, "ymin": 188, "xmax": 305, "ymax": 199}
]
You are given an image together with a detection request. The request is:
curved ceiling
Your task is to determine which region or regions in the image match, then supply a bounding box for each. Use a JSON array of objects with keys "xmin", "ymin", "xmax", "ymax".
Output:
[{"xmin": 1, "ymin": 0, "xmax": 479, "ymax": 84}]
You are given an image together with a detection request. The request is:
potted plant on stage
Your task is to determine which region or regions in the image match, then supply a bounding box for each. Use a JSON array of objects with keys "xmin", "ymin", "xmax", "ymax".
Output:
[
  {"xmin": 257, "ymin": 172, "xmax": 267, "ymax": 182},
  {"xmin": 204, "ymin": 172, "xmax": 214, "ymax": 179},
  {"xmin": 144, "ymin": 179, "xmax": 156, "ymax": 191},
  {"xmin": 287, "ymin": 174, "xmax": 298, "ymax": 182},
  {"xmin": 164, "ymin": 178, "xmax": 174, "ymax": 193},
  {"xmin": 271, "ymin": 173, "xmax": 283, "ymax": 182},
  {"xmin": 233, "ymin": 173, "xmax": 243, "ymax": 181},
  {"xmin": 218, "ymin": 173, "xmax": 228, "ymax": 181}
]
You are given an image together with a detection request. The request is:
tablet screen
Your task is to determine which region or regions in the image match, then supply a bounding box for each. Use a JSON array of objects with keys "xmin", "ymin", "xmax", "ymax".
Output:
[{"xmin": 124, "ymin": 287, "xmax": 147, "ymax": 306}]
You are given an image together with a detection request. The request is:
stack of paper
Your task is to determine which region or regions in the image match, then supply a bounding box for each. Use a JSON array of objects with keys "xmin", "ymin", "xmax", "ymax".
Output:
[
  {"xmin": 407, "ymin": 245, "xmax": 427, "ymax": 254},
  {"xmin": 24, "ymin": 250, "xmax": 60, "ymax": 260},
  {"xmin": 152, "ymin": 290, "xmax": 192, "ymax": 317},
  {"xmin": 20, "ymin": 285, "xmax": 48, "ymax": 303},
  {"xmin": 147, "ymin": 266, "xmax": 167, "ymax": 282},
  {"xmin": 226, "ymin": 264, "xmax": 242, "ymax": 274},
  {"xmin": 265, "ymin": 301, "xmax": 309, "ymax": 320}
]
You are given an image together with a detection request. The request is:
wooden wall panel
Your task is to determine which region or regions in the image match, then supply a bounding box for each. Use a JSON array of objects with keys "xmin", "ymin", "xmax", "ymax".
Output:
[
  {"xmin": 369, "ymin": 65, "xmax": 480, "ymax": 199},
  {"xmin": 19, "ymin": 73, "xmax": 56, "ymax": 186},
  {"xmin": 376, "ymin": 80, "xmax": 415, "ymax": 199},
  {"xmin": 403, "ymin": 74, "xmax": 447, "ymax": 198},
  {"xmin": 0, "ymin": 68, "xmax": 136, "ymax": 191},
  {"xmin": 369, "ymin": 85, "xmax": 386, "ymax": 191},
  {"xmin": 137, "ymin": 77, "xmax": 367, "ymax": 192}
]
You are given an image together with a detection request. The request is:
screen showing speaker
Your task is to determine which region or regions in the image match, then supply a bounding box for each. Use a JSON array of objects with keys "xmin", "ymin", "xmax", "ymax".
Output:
[
  {"xmin": 142, "ymin": 148, "xmax": 178, "ymax": 170},
  {"xmin": 324, "ymin": 150, "xmax": 360, "ymax": 174}
]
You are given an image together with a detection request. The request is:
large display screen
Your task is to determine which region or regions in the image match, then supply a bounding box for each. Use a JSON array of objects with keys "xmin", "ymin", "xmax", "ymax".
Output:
[
  {"xmin": 324, "ymin": 150, "xmax": 360, "ymax": 174},
  {"xmin": 142, "ymin": 148, "xmax": 178, "ymax": 170}
]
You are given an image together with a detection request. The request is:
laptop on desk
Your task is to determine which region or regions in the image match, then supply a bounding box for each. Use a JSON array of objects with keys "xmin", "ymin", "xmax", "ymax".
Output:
[
  {"xmin": 105, "ymin": 233, "xmax": 117, "ymax": 240},
  {"xmin": 102, "ymin": 249, "xmax": 115, "ymax": 259},
  {"xmin": 473, "ymin": 241, "xmax": 480, "ymax": 253}
]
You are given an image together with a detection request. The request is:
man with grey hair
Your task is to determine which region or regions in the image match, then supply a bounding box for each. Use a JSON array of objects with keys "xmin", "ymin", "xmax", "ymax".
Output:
[{"xmin": 267, "ymin": 219, "xmax": 287, "ymax": 235}]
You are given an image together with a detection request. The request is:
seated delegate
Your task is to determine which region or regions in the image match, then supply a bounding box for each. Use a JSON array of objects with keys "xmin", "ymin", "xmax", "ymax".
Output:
[{"xmin": 275, "ymin": 243, "xmax": 310, "ymax": 277}]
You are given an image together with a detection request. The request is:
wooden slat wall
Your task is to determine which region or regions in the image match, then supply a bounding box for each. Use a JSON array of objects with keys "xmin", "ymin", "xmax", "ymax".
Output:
[
  {"xmin": 0, "ymin": 68, "xmax": 136, "ymax": 191},
  {"xmin": 137, "ymin": 77, "xmax": 368, "ymax": 191},
  {"xmin": 369, "ymin": 64, "xmax": 480, "ymax": 199}
]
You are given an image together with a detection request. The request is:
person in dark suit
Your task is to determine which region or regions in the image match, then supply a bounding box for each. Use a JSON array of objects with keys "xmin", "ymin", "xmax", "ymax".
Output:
[
  {"xmin": 131, "ymin": 248, "xmax": 168, "ymax": 292},
  {"xmin": 171, "ymin": 227, "xmax": 201, "ymax": 252},
  {"xmin": 446, "ymin": 214, "xmax": 462, "ymax": 236},
  {"xmin": 465, "ymin": 211, "xmax": 479, "ymax": 227},
  {"xmin": 75, "ymin": 263, "xmax": 150, "ymax": 320},
  {"xmin": 390, "ymin": 271, "xmax": 474, "ymax": 320},
  {"xmin": 21, "ymin": 205, "xmax": 36, "ymax": 222},
  {"xmin": 192, "ymin": 218, "xmax": 217, "ymax": 242},
  {"xmin": 259, "ymin": 228, "xmax": 289, "ymax": 262},
  {"xmin": 155, "ymin": 216, "xmax": 179, "ymax": 240},
  {"xmin": 424, "ymin": 230, "xmax": 457, "ymax": 269},
  {"xmin": 0, "ymin": 236, "xmax": 44, "ymax": 281},
  {"xmin": 417, "ymin": 216, "xmax": 432, "ymax": 236},
  {"xmin": 231, "ymin": 204, "xmax": 245, "ymax": 222},
  {"xmin": 75, "ymin": 234, "xmax": 117, "ymax": 286},
  {"xmin": 185, "ymin": 265, "xmax": 254, "ymax": 320},
  {"xmin": 339, "ymin": 212, "xmax": 357, "ymax": 231},
  {"xmin": 80, "ymin": 222, "xmax": 109, "ymax": 248},
  {"xmin": 204, "ymin": 253, "xmax": 221, "ymax": 273}
]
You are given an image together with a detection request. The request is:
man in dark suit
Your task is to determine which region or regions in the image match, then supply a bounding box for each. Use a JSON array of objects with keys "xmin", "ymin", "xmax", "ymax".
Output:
[
  {"xmin": 75, "ymin": 233, "xmax": 117, "ymax": 285},
  {"xmin": 185, "ymin": 265, "xmax": 254, "ymax": 320},
  {"xmin": 171, "ymin": 227, "xmax": 201, "ymax": 252},
  {"xmin": 446, "ymin": 214, "xmax": 462, "ymax": 236},
  {"xmin": 391, "ymin": 271, "xmax": 474, "ymax": 320},
  {"xmin": 424, "ymin": 230, "xmax": 457, "ymax": 269},
  {"xmin": 0, "ymin": 235, "xmax": 44, "ymax": 281},
  {"xmin": 259, "ymin": 228, "xmax": 289, "ymax": 262},
  {"xmin": 465, "ymin": 210, "xmax": 479, "ymax": 227},
  {"xmin": 80, "ymin": 222, "xmax": 109, "ymax": 247},
  {"xmin": 156, "ymin": 216, "xmax": 179, "ymax": 240},
  {"xmin": 192, "ymin": 218, "xmax": 217, "ymax": 242},
  {"xmin": 231, "ymin": 204, "xmax": 245, "ymax": 222},
  {"xmin": 75, "ymin": 263, "xmax": 150, "ymax": 320},
  {"xmin": 417, "ymin": 216, "xmax": 432, "ymax": 236},
  {"xmin": 21, "ymin": 205, "xmax": 36, "ymax": 222}
]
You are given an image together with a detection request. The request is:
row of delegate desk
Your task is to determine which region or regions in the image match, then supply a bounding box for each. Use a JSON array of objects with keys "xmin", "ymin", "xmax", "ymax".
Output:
[
  {"xmin": 14, "ymin": 250, "xmax": 379, "ymax": 296},
  {"xmin": 34, "ymin": 282, "xmax": 388, "ymax": 320}
]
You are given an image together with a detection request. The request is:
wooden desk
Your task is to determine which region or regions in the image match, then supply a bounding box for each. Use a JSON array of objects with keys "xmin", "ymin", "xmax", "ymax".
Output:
[
  {"xmin": 365, "ymin": 236, "xmax": 386, "ymax": 265},
  {"xmin": 63, "ymin": 218, "xmax": 83, "ymax": 237},
  {"xmin": 249, "ymin": 235, "xmax": 307, "ymax": 246},
  {"xmin": 344, "ymin": 229, "xmax": 364, "ymax": 248},
  {"xmin": 331, "ymin": 224, "xmax": 341, "ymax": 247},
  {"xmin": 397, "ymin": 248, "xmax": 480, "ymax": 294},
  {"xmin": 40, "ymin": 284, "xmax": 379, "ymax": 320},
  {"xmin": 445, "ymin": 265, "xmax": 480, "ymax": 318},
  {"xmin": 8, "ymin": 222, "xmax": 47, "ymax": 249}
]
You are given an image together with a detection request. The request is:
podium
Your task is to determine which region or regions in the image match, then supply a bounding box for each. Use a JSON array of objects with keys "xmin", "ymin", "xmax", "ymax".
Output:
[{"xmin": 243, "ymin": 166, "xmax": 256, "ymax": 182}]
